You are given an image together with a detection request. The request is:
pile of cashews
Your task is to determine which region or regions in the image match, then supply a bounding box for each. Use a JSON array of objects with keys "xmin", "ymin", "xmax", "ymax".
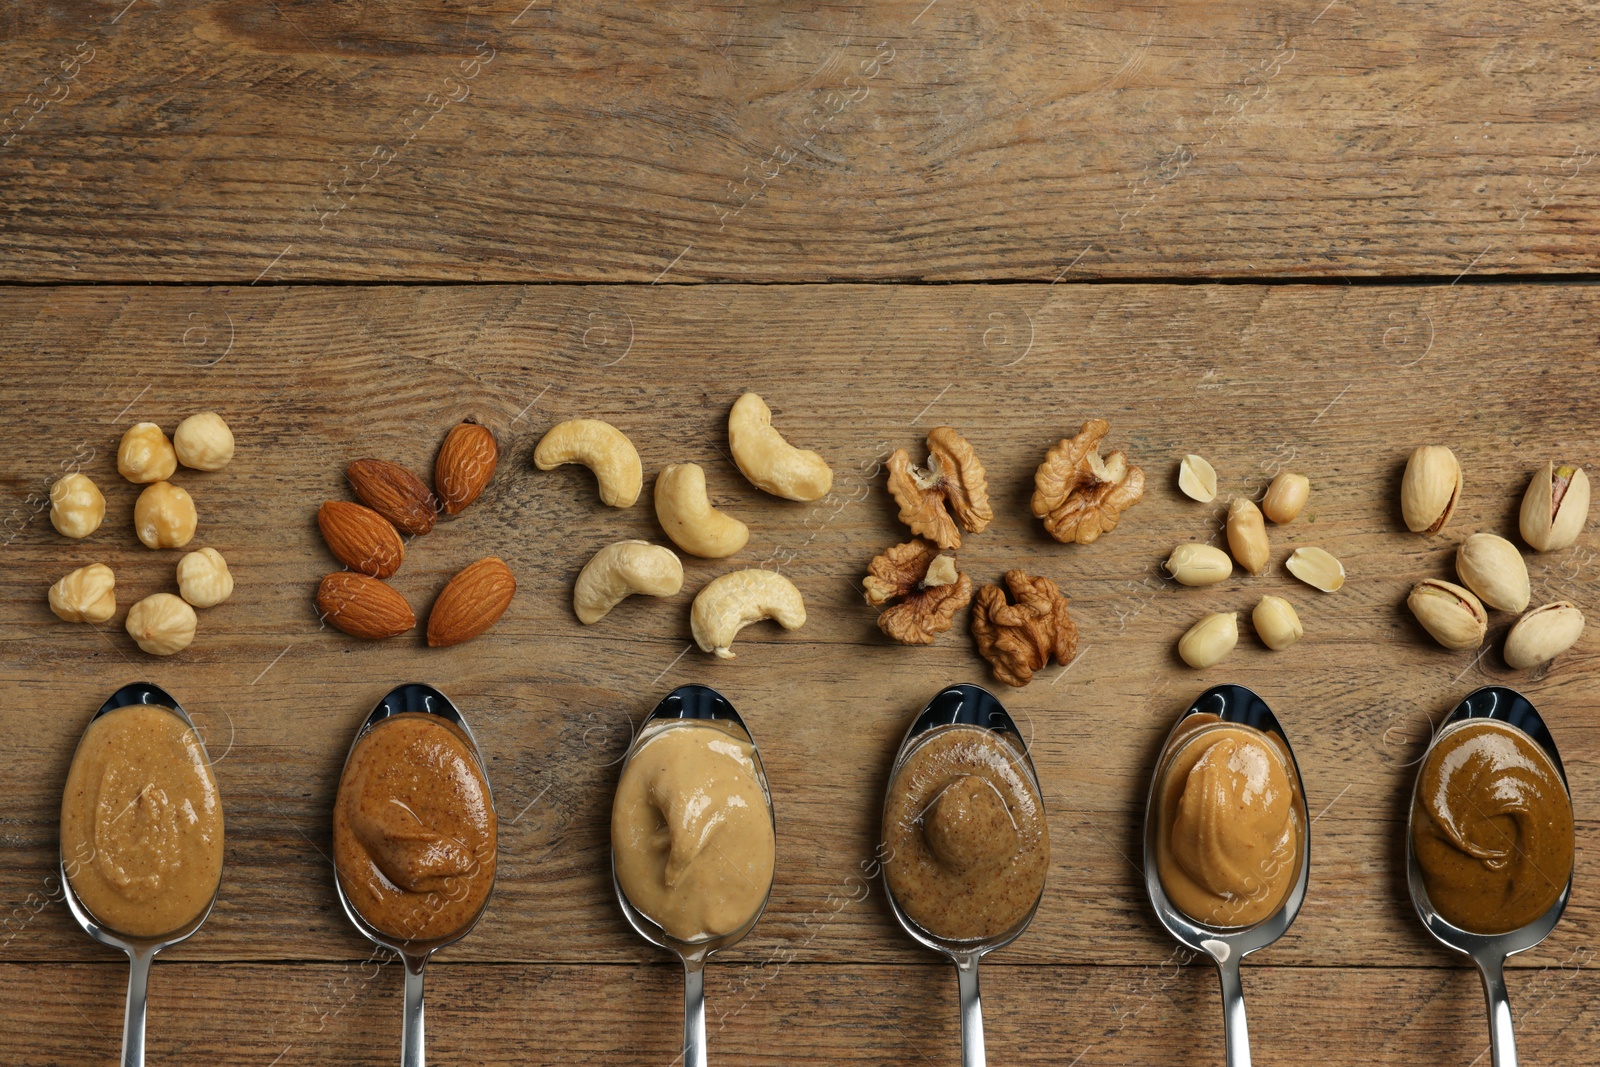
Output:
[{"xmin": 533, "ymin": 393, "xmax": 828, "ymax": 658}]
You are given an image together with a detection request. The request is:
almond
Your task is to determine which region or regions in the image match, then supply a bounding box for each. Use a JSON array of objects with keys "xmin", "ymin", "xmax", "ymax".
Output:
[
  {"xmin": 316, "ymin": 572, "xmax": 415, "ymax": 639},
  {"xmin": 348, "ymin": 458, "xmax": 438, "ymax": 536},
  {"xmin": 435, "ymin": 421, "xmax": 498, "ymax": 515},
  {"xmin": 318, "ymin": 500, "xmax": 405, "ymax": 578},
  {"xmin": 427, "ymin": 556, "xmax": 516, "ymax": 647}
]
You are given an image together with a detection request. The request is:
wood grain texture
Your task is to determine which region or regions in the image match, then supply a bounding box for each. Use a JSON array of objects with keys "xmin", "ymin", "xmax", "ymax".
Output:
[
  {"xmin": 2, "ymin": 1, "xmax": 1599, "ymax": 282},
  {"xmin": 2, "ymin": 282, "xmax": 1597, "ymax": 1061}
]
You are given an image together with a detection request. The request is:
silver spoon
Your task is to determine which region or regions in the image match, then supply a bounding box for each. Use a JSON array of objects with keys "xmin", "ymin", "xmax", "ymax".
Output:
[
  {"xmin": 1405, "ymin": 685, "xmax": 1572, "ymax": 1067},
  {"xmin": 59, "ymin": 682, "xmax": 223, "ymax": 1067},
  {"xmin": 880, "ymin": 683, "xmax": 1047, "ymax": 1067},
  {"xmin": 610, "ymin": 683, "xmax": 776, "ymax": 1067},
  {"xmin": 332, "ymin": 682, "xmax": 497, "ymax": 1067},
  {"xmin": 1142, "ymin": 683, "xmax": 1311, "ymax": 1067}
]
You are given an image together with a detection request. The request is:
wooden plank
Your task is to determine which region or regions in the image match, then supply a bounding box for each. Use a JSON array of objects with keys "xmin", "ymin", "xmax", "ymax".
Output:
[
  {"xmin": 1, "ymin": 2, "xmax": 1598, "ymax": 282},
  {"xmin": 5, "ymin": 961, "xmax": 1597, "ymax": 1065},
  {"xmin": 1, "ymin": 283, "xmax": 1597, "ymax": 982}
]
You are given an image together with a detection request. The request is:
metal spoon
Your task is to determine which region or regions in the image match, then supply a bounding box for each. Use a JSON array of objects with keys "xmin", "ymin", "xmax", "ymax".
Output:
[
  {"xmin": 332, "ymin": 682, "xmax": 497, "ymax": 1067},
  {"xmin": 1405, "ymin": 685, "xmax": 1572, "ymax": 1067},
  {"xmin": 1142, "ymin": 683, "xmax": 1311, "ymax": 1067},
  {"xmin": 59, "ymin": 682, "xmax": 223, "ymax": 1067},
  {"xmin": 610, "ymin": 683, "xmax": 776, "ymax": 1067},
  {"xmin": 880, "ymin": 683, "xmax": 1047, "ymax": 1067}
]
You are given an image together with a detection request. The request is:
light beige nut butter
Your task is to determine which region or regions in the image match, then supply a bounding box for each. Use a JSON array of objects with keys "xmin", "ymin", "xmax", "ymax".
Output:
[
  {"xmin": 333, "ymin": 713, "xmax": 497, "ymax": 942},
  {"xmin": 1154, "ymin": 720, "xmax": 1303, "ymax": 928},
  {"xmin": 1412, "ymin": 719, "xmax": 1573, "ymax": 934},
  {"xmin": 611, "ymin": 723, "xmax": 775, "ymax": 941},
  {"xmin": 882, "ymin": 726, "xmax": 1049, "ymax": 941},
  {"xmin": 60, "ymin": 704, "xmax": 224, "ymax": 938}
]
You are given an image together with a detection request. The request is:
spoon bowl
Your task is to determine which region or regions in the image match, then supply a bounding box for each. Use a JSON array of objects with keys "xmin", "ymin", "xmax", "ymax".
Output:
[
  {"xmin": 1405, "ymin": 685, "xmax": 1572, "ymax": 1067},
  {"xmin": 610, "ymin": 683, "xmax": 775, "ymax": 1067},
  {"xmin": 880, "ymin": 683, "xmax": 1047, "ymax": 1067},
  {"xmin": 59, "ymin": 682, "xmax": 223, "ymax": 1067},
  {"xmin": 1142, "ymin": 684, "xmax": 1311, "ymax": 1067},
  {"xmin": 332, "ymin": 682, "xmax": 497, "ymax": 1067}
]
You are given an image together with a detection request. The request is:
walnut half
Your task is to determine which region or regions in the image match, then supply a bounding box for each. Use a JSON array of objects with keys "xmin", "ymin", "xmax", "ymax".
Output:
[
  {"xmin": 970, "ymin": 569, "xmax": 1078, "ymax": 687},
  {"xmin": 886, "ymin": 427, "xmax": 993, "ymax": 550},
  {"xmin": 864, "ymin": 540, "xmax": 974, "ymax": 645},
  {"xmin": 1031, "ymin": 418, "xmax": 1145, "ymax": 544}
]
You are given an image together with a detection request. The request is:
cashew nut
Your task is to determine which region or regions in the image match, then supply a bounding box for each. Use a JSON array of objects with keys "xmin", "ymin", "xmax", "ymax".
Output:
[
  {"xmin": 533, "ymin": 419, "xmax": 643, "ymax": 507},
  {"xmin": 654, "ymin": 463, "xmax": 750, "ymax": 558},
  {"xmin": 690, "ymin": 568, "xmax": 807, "ymax": 658},
  {"xmin": 727, "ymin": 392, "xmax": 834, "ymax": 502},
  {"xmin": 573, "ymin": 540, "xmax": 684, "ymax": 624}
]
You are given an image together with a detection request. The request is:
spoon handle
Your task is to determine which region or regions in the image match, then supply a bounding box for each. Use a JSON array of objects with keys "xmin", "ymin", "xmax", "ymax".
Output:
[
  {"xmin": 956, "ymin": 954, "xmax": 987, "ymax": 1067},
  {"xmin": 121, "ymin": 949, "xmax": 152, "ymax": 1067},
  {"xmin": 682, "ymin": 958, "xmax": 707, "ymax": 1067},
  {"xmin": 401, "ymin": 952, "xmax": 428, "ymax": 1067},
  {"xmin": 1476, "ymin": 954, "xmax": 1519, "ymax": 1067},
  {"xmin": 1216, "ymin": 955, "xmax": 1251, "ymax": 1067}
]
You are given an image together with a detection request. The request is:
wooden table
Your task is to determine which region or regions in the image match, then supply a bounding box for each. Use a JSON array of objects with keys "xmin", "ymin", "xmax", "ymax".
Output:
[{"xmin": 3, "ymin": 4, "xmax": 1597, "ymax": 1065}]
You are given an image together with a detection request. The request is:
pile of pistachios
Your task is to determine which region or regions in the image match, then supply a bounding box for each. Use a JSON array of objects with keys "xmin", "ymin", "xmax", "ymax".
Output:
[{"xmin": 1403, "ymin": 447, "xmax": 1589, "ymax": 670}]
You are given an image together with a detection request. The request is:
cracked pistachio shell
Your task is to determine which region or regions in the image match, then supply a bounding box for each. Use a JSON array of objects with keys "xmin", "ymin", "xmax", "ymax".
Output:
[
  {"xmin": 1163, "ymin": 542, "xmax": 1233, "ymax": 586},
  {"xmin": 1401, "ymin": 445, "xmax": 1461, "ymax": 534},
  {"xmin": 1407, "ymin": 579, "xmax": 1487, "ymax": 651},
  {"xmin": 1454, "ymin": 533, "xmax": 1530, "ymax": 613},
  {"xmin": 1503, "ymin": 602, "xmax": 1585, "ymax": 670},
  {"xmin": 1178, "ymin": 611, "xmax": 1238, "ymax": 669},
  {"xmin": 1519, "ymin": 462, "xmax": 1591, "ymax": 552},
  {"xmin": 1178, "ymin": 454, "xmax": 1218, "ymax": 503}
]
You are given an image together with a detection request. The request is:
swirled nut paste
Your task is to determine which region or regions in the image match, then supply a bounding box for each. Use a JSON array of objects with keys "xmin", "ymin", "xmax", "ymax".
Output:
[
  {"xmin": 1155, "ymin": 722, "xmax": 1302, "ymax": 928},
  {"xmin": 1413, "ymin": 719, "xmax": 1574, "ymax": 934},
  {"xmin": 333, "ymin": 714, "xmax": 497, "ymax": 942},
  {"xmin": 882, "ymin": 726, "xmax": 1049, "ymax": 941},
  {"xmin": 60, "ymin": 704, "xmax": 224, "ymax": 938},
  {"xmin": 612, "ymin": 723, "xmax": 775, "ymax": 941}
]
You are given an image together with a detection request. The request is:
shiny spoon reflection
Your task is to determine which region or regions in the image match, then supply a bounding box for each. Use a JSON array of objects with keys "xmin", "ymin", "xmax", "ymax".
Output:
[
  {"xmin": 1405, "ymin": 685, "xmax": 1573, "ymax": 1067},
  {"xmin": 59, "ymin": 682, "xmax": 223, "ymax": 1067},
  {"xmin": 610, "ymin": 683, "xmax": 776, "ymax": 1067},
  {"xmin": 1142, "ymin": 684, "xmax": 1311, "ymax": 1067},
  {"xmin": 880, "ymin": 683, "xmax": 1048, "ymax": 1067},
  {"xmin": 332, "ymin": 682, "xmax": 497, "ymax": 1067}
]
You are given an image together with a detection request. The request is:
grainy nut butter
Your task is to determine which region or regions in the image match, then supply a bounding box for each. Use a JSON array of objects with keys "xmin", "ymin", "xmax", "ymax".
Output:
[
  {"xmin": 882, "ymin": 726, "xmax": 1048, "ymax": 941},
  {"xmin": 1154, "ymin": 719, "xmax": 1303, "ymax": 928},
  {"xmin": 612, "ymin": 723, "xmax": 775, "ymax": 941},
  {"xmin": 333, "ymin": 714, "xmax": 497, "ymax": 942},
  {"xmin": 1412, "ymin": 719, "xmax": 1574, "ymax": 934},
  {"xmin": 60, "ymin": 704, "xmax": 224, "ymax": 938}
]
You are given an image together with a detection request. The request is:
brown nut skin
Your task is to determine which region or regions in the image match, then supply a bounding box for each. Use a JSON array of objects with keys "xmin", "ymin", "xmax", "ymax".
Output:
[
  {"xmin": 435, "ymin": 421, "xmax": 498, "ymax": 515},
  {"xmin": 886, "ymin": 427, "xmax": 993, "ymax": 550},
  {"xmin": 1031, "ymin": 418, "xmax": 1145, "ymax": 545},
  {"xmin": 316, "ymin": 572, "xmax": 415, "ymax": 639},
  {"xmin": 862, "ymin": 539, "xmax": 974, "ymax": 645},
  {"xmin": 970, "ymin": 569, "xmax": 1078, "ymax": 687},
  {"xmin": 427, "ymin": 557, "xmax": 517, "ymax": 647},
  {"xmin": 317, "ymin": 501, "xmax": 404, "ymax": 579},
  {"xmin": 348, "ymin": 459, "xmax": 438, "ymax": 536}
]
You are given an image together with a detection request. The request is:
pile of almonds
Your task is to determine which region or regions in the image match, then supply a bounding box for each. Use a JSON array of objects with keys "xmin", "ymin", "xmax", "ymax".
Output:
[
  {"xmin": 1402, "ymin": 447, "xmax": 1588, "ymax": 671},
  {"xmin": 315, "ymin": 420, "xmax": 517, "ymax": 648}
]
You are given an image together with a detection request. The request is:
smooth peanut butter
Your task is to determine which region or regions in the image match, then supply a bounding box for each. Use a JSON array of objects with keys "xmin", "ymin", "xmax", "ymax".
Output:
[
  {"xmin": 1155, "ymin": 721, "xmax": 1302, "ymax": 928},
  {"xmin": 60, "ymin": 704, "xmax": 224, "ymax": 938},
  {"xmin": 1413, "ymin": 719, "xmax": 1573, "ymax": 934},
  {"xmin": 882, "ymin": 726, "xmax": 1049, "ymax": 941},
  {"xmin": 611, "ymin": 723, "xmax": 775, "ymax": 942},
  {"xmin": 333, "ymin": 713, "xmax": 497, "ymax": 942}
]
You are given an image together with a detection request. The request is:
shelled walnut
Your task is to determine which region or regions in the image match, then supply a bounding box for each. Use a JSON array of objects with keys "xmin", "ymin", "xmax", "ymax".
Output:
[
  {"xmin": 886, "ymin": 427, "xmax": 993, "ymax": 550},
  {"xmin": 970, "ymin": 569, "xmax": 1078, "ymax": 687},
  {"xmin": 1031, "ymin": 419, "xmax": 1144, "ymax": 544},
  {"xmin": 863, "ymin": 540, "xmax": 973, "ymax": 645}
]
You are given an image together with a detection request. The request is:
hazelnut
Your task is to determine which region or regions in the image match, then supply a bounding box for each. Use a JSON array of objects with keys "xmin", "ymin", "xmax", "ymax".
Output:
[
  {"xmin": 125, "ymin": 592, "xmax": 197, "ymax": 655},
  {"xmin": 173, "ymin": 411, "xmax": 235, "ymax": 471},
  {"xmin": 48, "ymin": 563, "xmax": 117, "ymax": 624},
  {"xmin": 134, "ymin": 481, "xmax": 198, "ymax": 549},
  {"xmin": 117, "ymin": 422, "xmax": 177, "ymax": 484},
  {"xmin": 177, "ymin": 547, "xmax": 234, "ymax": 608},
  {"xmin": 48, "ymin": 473, "xmax": 106, "ymax": 539}
]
